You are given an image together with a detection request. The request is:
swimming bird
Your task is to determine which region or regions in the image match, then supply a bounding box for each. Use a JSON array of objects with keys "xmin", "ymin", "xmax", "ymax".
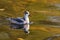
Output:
[{"xmin": 6, "ymin": 11, "xmax": 30, "ymax": 34}]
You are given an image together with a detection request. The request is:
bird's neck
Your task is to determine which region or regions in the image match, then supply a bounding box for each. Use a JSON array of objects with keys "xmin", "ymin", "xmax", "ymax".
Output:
[{"xmin": 24, "ymin": 14, "xmax": 29, "ymax": 21}]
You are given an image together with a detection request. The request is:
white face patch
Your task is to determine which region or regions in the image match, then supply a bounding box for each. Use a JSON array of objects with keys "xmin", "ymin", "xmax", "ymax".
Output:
[{"xmin": 25, "ymin": 11, "xmax": 30, "ymax": 16}]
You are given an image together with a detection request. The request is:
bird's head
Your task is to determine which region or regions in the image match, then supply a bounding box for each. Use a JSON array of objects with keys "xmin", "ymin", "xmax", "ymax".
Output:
[{"xmin": 24, "ymin": 11, "xmax": 30, "ymax": 16}]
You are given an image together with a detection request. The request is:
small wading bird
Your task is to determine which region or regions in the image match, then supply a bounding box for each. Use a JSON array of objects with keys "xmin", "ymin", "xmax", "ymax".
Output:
[{"xmin": 6, "ymin": 11, "xmax": 32, "ymax": 34}]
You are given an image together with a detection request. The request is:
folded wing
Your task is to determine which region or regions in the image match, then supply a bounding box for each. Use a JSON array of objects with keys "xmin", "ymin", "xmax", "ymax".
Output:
[{"xmin": 6, "ymin": 17, "xmax": 25, "ymax": 25}]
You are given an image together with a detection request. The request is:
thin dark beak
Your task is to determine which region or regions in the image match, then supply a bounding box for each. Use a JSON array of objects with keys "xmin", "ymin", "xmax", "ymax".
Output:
[{"xmin": 29, "ymin": 15, "xmax": 30, "ymax": 16}]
